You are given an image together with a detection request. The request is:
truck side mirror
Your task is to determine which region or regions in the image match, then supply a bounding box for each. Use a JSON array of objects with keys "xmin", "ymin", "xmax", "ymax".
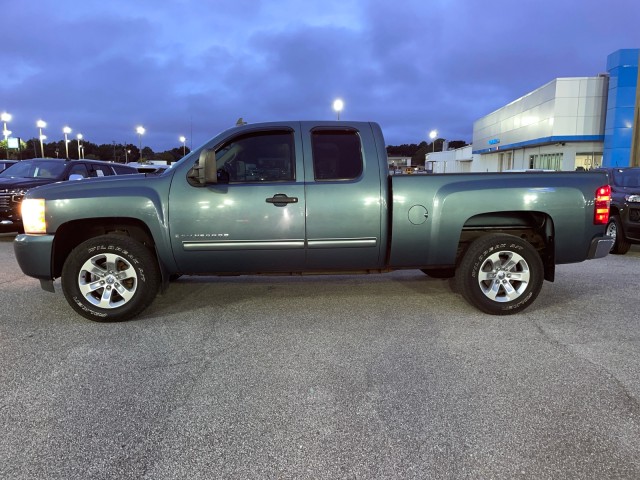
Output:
[
  {"xmin": 203, "ymin": 149, "xmax": 218, "ymax": 184},
  {"xmin": 189, "ymin": 149, "xmax": 218, "ymax": 186}
]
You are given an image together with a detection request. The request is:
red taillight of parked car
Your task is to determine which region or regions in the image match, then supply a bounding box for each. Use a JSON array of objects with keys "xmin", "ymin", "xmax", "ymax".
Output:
[{"xmin": 594, "ymin": 185, "xmax": 611, "ymax": 225}]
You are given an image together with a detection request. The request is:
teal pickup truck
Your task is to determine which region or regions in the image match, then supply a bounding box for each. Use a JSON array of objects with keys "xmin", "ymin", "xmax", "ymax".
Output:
[{"xmin": 14, "ymin": 121, "xmax": 614, "ymax": 321}]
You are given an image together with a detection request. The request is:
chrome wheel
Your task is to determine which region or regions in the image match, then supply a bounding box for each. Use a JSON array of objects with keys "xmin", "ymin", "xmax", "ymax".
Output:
[
  {"xmin": 477, "ymin": 250, "xmax": 530, "ymax": 303},
  {"xmin": 78, "ymin": 252, "xmax": 138, "ymax": 309},
  {"xmin": 605, "ymin": 220, "xmax": 617, "ymax": 243},
  {"xmin": 456, "ymin": 234, "xmax": 543, "ymax": 315}
]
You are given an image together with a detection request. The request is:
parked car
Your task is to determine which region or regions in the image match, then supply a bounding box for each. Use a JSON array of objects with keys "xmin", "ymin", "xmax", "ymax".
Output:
[
  {"xmin": 0, "ymin": 158, "xmax": 138, "ymax": 232},
  {"xmin": 0, "ymin": 160, "xmax": 18, "ymax": 172},
  {"xmin": 126, "ymin": 162, "xmax": 172, "ymax": 174},
  {"xmin": 596, "ymin": 167, "xmax": 640, "ymax": 254}
]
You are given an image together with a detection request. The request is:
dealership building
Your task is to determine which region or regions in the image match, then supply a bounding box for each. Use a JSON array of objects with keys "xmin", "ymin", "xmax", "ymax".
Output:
[{"xmin": 426, "ymin": 48, "xmax": 639, "ymax": 173}]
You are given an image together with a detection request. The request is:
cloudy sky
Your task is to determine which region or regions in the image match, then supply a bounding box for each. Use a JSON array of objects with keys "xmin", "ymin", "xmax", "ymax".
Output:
[{"xmin": 2, "ymin": 0, "xmax": 638, "ymax": 152}]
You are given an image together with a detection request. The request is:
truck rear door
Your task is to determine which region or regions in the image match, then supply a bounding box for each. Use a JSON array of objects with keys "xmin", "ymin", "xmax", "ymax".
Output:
[{"xmin": 301, "ymin": 122, "xmax": 385, "ymax": 270}]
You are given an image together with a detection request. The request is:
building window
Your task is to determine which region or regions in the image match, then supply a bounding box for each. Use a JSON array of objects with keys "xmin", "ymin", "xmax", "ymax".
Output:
[
  {"xmin": 575, "ymin": 152, "xmax": 603, "ymax": 170},
  {"xmin": 529, "ymin": 153, "xmax": 562, "ymax": 170},
  {"xmin": 499, "ymin": 152, "xmax": 513, "ymax": 171}
]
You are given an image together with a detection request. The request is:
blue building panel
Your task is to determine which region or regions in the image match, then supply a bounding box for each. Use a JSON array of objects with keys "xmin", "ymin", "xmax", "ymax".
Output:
[
  {"xmin": 610, "ymin": 106, "xmax": 635, "ymax": 128},
  {"xmin": 619, "ymin": 67, "xmax": 639, "ymax": 87},
  {"xmin": 607, "ymin": 49, "xmax": 640, "ymax": 70},
  {"xmin": 603, "ymin": 49, "xmax": 639, "ymax": 167},
  {"xmin": 611, "ymin": 127, "xmax": 633, "ymax": 147},
  {"xmin": 609, "ymin": 148, "xmax": 632, "ymax": 167},
  {"xmin": 615, "ymin": 87, "xmax": 639, "ymax": 106}
]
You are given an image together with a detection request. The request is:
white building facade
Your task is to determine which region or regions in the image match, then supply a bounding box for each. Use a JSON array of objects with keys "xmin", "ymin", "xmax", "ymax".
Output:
[{"xmin": 471, "ymin": 76, "xmax": 608, "ymax": 172}]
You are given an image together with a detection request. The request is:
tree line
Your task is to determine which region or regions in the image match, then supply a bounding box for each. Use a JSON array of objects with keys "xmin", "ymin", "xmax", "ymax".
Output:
[
  {"xmin": 3, "ymin": 136, "xmax": 467, "ymax": 166},
  {"xmin": 0, "ymin": 138, "xmax": 190, "ymax": 163},
  {"xmin": 386, "ymin": 139, "xmax": 468, "ymax": 166}
]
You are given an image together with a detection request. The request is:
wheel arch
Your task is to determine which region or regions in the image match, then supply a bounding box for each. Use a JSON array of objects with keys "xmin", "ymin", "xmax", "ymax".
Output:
[
  {"xmin": 458, "ymin": 211, "xmax": 555, "ymax": 282},
  {"xmin": 52, "ymin": 218, "xmax": 158, "ymax": 279}
]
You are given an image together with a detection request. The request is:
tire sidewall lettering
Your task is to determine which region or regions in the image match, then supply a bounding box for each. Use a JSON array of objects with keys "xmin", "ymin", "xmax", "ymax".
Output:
[
  {"xmin": 457, "ymin": 234, "xmax": 544, "ymax": 315},
  {"xmin": 62, "ymin": 234, "xmax": 160, "ymax": 322}
]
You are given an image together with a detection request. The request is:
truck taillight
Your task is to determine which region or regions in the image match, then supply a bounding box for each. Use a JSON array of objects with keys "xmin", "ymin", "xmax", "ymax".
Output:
[{"xmin": 594, "ymin": 185, "xmax": 611, "ymax": 225}]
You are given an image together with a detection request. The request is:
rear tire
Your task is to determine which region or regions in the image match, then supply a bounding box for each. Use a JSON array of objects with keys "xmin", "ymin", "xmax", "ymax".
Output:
[
  {"xmin": 456, "ymin": 234, "xmax": 543, "ymax": 315},
  {"xmin": 61, "ymin": 235, "xmax": 160, "ymax": 322},
  {"xmin": 605, "ymin": 215, "xmax": 631, "ymax": 255}
]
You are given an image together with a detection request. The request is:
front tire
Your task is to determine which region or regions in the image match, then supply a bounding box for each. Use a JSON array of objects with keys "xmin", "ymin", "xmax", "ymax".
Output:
[
  {"xmin": 456, "ymin": 234, "xmax": 543, "ymax": 315},
  {"xmin": 61, "ymin": 235, "xmax": 160, "ymax": 322},
  {"xmin": 605, "ymin": 215, "xmax": 631, "ymax": 255}
]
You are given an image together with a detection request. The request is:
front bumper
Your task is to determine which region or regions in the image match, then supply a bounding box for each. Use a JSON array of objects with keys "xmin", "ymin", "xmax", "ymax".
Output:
[
  {"xmin": 587, "ymin": 235, "xmax": 614, "ymax": 259},
  {"xmin": 14, "ymin": 234, "xmax": 55, "ymax": 282}
]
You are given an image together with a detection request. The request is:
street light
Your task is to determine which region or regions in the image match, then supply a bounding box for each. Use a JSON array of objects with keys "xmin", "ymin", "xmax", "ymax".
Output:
[
  {"xmin": 429, "ymin": 129, "xmax": 438, "ymax": 153},
  {"xmin": 2, "ymin": 112, "xmax": 11, "ymax": 159},
  {"xmin": 179, "ymin": 135, "xmax": 187, "ymax": 156},
  {"xmin": 333, "ymin": 99, "xmax": 344, "ymax": 120},
  {"xmin": 63, "ymin": 126, "xmax": 72, "ymax": 159},
  {"xmin": 77, "ymin": 133, "xmax": 83, "ymax": 159},
  {"xmin": 37, "ymin": 120, "xmax": 46, "ymax": 157},
  {"xmin": 136, "ymin": 126, "xmax": 145, "ymax": 161}
]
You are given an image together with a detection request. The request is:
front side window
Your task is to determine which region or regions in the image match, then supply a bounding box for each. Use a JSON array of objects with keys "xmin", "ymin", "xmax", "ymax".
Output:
[
  {"xmin": 216, "ymin": 130, "xmax": 295, "ymax": 183},
  {"xmin": 311, "ymin": 129, "xmax": 363, "ymax": 181}
]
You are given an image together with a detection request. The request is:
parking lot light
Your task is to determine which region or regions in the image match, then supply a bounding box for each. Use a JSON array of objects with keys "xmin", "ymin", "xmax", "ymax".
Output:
[
  {"xmin": 63, "ymin": 126, "xmax": 72, "ymax": 159},
  {"xmin": 37, "ymin": 120, "xmax": 46, "ymax": 157}
]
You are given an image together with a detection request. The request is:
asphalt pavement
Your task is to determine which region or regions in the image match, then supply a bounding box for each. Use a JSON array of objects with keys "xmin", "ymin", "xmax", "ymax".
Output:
[{"xmin": 1, "ymin": 232, "xmax": 639, "ymax": 479}]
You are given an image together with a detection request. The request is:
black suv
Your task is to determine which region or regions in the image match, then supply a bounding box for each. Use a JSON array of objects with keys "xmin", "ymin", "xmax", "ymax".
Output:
[
  {"xmin": 597, "ymin": 167, "xmax": 640, "ymax": 254},
  {"xmin": 0, "ymin": 158, "xmax": 138, "ymax": 232}
]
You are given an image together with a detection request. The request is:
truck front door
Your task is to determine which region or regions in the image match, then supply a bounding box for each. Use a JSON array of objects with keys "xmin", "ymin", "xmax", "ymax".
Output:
[{"xmin": 169, "ymin": 127, "xmax": 306, "ymax": 273}]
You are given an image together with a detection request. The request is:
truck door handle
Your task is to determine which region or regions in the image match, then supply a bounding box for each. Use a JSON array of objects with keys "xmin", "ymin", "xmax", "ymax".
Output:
[{"xmin": 266, "ymin": 194, "xmax": 298, "ymax": 207}]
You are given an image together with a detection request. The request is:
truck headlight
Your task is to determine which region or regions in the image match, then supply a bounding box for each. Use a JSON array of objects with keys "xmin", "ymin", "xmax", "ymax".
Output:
[
  {"xmin": 625, "ymin": 194, "xmax": 640, "ymax": 203},
  {"xmin": 21, "ymin": 198, "xmax": 46, "ymax": 234}
]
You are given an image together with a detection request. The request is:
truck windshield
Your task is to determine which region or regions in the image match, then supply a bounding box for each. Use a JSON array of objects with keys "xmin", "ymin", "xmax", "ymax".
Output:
[
  {"xmin": 0, "ymin": 160, "xmax": 67, "ymax": 179},
  {"xmin": 612, "ymin": 169, "xmax": 640, "ymax": 188}
]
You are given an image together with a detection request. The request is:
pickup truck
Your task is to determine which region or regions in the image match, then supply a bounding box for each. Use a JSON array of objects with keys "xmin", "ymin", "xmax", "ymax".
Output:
[
  {"xmin": 598, "ymin": 167, "xmax": 640, "ymax": 254},
  {"xmin": 14, "ymin": 121, "xmax": 614, "ymax": 322}
]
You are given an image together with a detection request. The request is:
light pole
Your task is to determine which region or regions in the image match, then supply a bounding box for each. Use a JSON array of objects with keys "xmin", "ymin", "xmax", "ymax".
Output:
[
  {"xmin": 77, "ymin": 133, "xmax": 83, "ymax": 159},
  {"xmin": 2, "ymin": 112, "xmax": 12, "ymax": 159},
  {"xmin": 136, "ymin": 126, "xmax": 145, "ymax": 162},
  {"xmin": 63, "ymin": 126, "xmax": 72, "ymax": 159},
  {"xmin": 429, "ymin": 129, "xmax": 438, "ymax": 153},
  {"xmin": 332, "ymin": 99, "xmax": 344, "ymax": 120},
  {"xmin": 37, "ymin": 120, "xmax": 46, "ymax": 157},
  {"xmin": 179, "ymin": 135, "xmax": 187, "ymax": 156}
]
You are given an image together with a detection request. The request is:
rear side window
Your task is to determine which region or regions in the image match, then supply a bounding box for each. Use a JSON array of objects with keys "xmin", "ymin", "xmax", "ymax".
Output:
[
  {"xmin": 90, "ymin": 164, "xmax": 113, "ymax": 177},
  {"xmin": 68, "ymin": 164, "xmax": 89, "ymax": 178},
  {"xmin": 112, "ymin": 164, "xmax": 137, "ymax": 175},
  {"xmin": 312, "ymin": 129, "xmax": 363, "ymax": 181}
]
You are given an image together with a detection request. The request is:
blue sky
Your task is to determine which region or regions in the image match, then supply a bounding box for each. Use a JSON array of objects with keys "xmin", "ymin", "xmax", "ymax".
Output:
[{"xmin": 2, "ymin": 0, "xmax": 638, "ymax": 151}]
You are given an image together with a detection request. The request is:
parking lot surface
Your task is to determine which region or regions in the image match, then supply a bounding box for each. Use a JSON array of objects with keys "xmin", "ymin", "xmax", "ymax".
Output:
[{"xmin": 1, "ymin": 233, "xmax": 640, "ymax": 479}]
